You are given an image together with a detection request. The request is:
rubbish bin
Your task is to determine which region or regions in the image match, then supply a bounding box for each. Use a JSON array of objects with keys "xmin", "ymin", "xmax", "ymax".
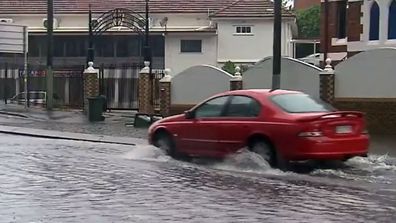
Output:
[
  {"xmin": 133, "ymin": 113, "xmax": 163, "ymax": 128},
  {"xmin": 134, "ymin": 113, "xmax": 152, "ymax": 128},
  {"xmin": 88, "ymin": 96, "xmax": 105, "ymax": 122}
]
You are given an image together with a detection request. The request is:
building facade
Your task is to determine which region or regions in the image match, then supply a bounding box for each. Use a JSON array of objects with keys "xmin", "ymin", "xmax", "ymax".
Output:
[
  {"xmin": 294, "ymin": 0, "xmax": 320, "ymax": 10},
  {"xmin": 321, "ymin": 0, "xmax": 396, "ymax": 62},
  {"xmin": 0, "ymin": 0, "xmax": 295, "ymax": 74}
]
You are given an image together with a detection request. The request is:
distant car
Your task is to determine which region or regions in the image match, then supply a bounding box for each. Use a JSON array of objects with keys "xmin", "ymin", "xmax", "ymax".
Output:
[
  {"xmin": 8, "ymin": 91, "xmax": 47, "ymax": 106},
  {"xmin": 148, "ymin": 89, "xmax": 369, "ymax": 168},
  {"xmin": 299, "ymin": 53, "xmax": 322, "ymax": 66}
]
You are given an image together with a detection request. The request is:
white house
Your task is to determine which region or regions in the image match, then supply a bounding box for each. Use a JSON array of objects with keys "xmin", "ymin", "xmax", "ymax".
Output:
[{"xmin": 0, "ymin": 0, "xmax": 295, "ymax": 74}]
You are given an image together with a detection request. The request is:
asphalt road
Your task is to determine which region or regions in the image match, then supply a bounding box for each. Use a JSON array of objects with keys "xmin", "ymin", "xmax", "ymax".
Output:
[{"xmin": 0, "ymin": 134, "xmax": 395, "ymax": 222}]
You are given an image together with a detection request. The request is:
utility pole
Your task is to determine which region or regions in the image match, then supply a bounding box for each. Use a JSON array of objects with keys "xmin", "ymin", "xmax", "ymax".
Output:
[
  {"xmin": 323, "ymin": 0, "xmax": 329, "ymax": 68},
  {"xmin": 272, "ymin": 0, "xmax": 282, "ymax": 90},
  {"xmin": 88, "ymin": 4, "xmax": 94, "ymax": 64},
  {"xmin": 46, "ymin": 0, "xmax": 54, "ymax": 110}
]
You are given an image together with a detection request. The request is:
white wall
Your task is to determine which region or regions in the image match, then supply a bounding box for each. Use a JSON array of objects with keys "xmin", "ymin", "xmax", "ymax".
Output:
[
  {"xmin": 165, "ymin": 33, "xmax": 218, "ymax": 75},
  {"xmin": 171, "ymin": 65, "xmax": 233, "ymax": 104},
  {"xmin": 243, "ymin": 57, "xmax": 322, "ymax": 99},
  {"xmin": 216, "ymin": 19, "xmax": 294, "ymax": 63},
  {"xmin": 335, "ymin": 47, "xmax": 396, "ymax": 98}
]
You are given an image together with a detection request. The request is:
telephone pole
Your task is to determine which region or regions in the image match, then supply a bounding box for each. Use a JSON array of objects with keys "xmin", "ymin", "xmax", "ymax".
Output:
[
  {"xmin": 46, "ymin": 0, "xmax": 54, "ymax": 110},
  {"xmin": 272, "ymin": 0, "xmax": 282, "ymax": 90}
]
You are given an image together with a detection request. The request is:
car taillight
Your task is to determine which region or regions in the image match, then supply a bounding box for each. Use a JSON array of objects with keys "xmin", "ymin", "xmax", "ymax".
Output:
[{"xmin": 298, "ymin": 131, "xmax": 323, "ymax": 137}]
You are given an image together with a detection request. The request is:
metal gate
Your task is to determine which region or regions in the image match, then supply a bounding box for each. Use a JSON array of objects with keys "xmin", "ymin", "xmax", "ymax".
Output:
[
  {"xmin": 99, "ymin": 64, "xmax": 164, "ymax": 110},
  {"xmin": 0, "ymin": 63, "xmax": 84, "ymax": 108}
]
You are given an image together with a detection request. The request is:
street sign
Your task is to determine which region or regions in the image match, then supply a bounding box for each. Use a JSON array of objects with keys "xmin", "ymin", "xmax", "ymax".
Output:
[{"xmin": 0, "ymin": 23, "xmax": 28, "ymax": 54}]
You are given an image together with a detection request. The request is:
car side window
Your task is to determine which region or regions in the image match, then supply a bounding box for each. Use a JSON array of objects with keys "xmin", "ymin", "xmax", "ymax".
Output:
[
  {"xmin": 194, "ymin": 96, "xmax": 229, "ymax": 118},
  {"xmin": 225, "ymin": 96, "xmax": 261, "ymax": 117}
]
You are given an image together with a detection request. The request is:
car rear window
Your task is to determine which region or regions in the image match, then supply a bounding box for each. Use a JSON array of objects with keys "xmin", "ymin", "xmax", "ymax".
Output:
[{"xmin": 271, "ymin": 93, "xmax": 334, "ymax": 113}]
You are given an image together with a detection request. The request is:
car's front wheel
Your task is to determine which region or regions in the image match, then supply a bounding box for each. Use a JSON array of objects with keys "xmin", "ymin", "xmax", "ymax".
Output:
[
  {"xmin": 153, "ymin": 132, "xmax": 190, "ymax": 161},
  {"xmin": 154, "ymin": 132, "xmax": 175, "ymax": 156}
]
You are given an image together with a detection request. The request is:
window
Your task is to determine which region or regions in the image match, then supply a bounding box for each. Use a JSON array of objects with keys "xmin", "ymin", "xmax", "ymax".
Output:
[
  {"xmin": 235, "ymin": 26, "xmax": 252, "ymax": 34},
  {"xmin": 225, "ymin": 96, "xmax": 261, "ymax": 117},
  {"xmin": 336, "ymin": 1, "xmax": 347, "ymax": 39},
  {"xmin": 195, "ymin": 96, "xmax": 229, "ymax": 118},
  {"xmin": 180, "ymin": 40, "xmax": 202, "ymax": 53},
  {"xmin": 95, "ymin": 36, "xmax": 115, "ymax": 57},
  {"xmin": 271, "ymin": 94, "xmax": 335, "ymax": 113},
  {"xmin": 369, "ymin": 1, "xmax": 380, "ymax": 41},
  {"xmin": 54, "ymin": 36, "xmax": 66, "ymax": 57},
  {"xmin": 389, "ymin": 0, "xmax": 396, "ymax": 39},
  {"xmin": 65, "ymin": 37, "xmax": 86, "ymax": 57}
]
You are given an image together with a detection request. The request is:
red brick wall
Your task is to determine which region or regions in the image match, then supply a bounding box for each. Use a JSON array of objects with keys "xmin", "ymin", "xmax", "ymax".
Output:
[
  {"xmin": 321, "ymin": 0, "xmax": 363, "ymax": 56},
  {"xmin": 347, "ymin": 1, "xmax": 363, "ymax": 42},
  {"xmin": 295, "ymin": 0, "xmax": 320, "ymax": 10},
  {"xmin": 320, "ymin": 1, "xmax": 348, "ymax": 55}
]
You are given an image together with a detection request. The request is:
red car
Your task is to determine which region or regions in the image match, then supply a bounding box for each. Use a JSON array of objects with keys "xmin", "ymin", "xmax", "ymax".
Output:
[{"xmin": 148, "ymin": 89, "xmax": 369, "ymax": 168}]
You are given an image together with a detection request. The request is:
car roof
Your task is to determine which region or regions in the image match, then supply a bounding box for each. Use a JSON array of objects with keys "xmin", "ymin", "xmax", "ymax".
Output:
[{"xmin": 219, "ymin": 89, "xmax": 303, "ymax": 97}]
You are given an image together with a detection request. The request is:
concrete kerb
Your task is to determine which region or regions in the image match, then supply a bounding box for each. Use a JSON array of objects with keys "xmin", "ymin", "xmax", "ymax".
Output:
[
  {"xmin": 0, "ymin": 125, "xmax": 147, "ymax": 146},
  {"xmin": 0, "ymin": 111, "xmax": 29, "ymax": 118}
]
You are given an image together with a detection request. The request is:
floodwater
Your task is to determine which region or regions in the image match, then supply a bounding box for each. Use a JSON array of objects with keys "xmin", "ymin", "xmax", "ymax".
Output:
[{"xmin": 0, "ymin": 134, "xmax": 395, "ymax": 222}]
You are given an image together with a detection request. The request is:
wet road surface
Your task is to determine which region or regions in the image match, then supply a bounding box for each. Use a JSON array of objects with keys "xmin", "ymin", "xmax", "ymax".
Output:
[{"xmin": 0, "ymin": 134, "xmax": 395, "ymax": 222}]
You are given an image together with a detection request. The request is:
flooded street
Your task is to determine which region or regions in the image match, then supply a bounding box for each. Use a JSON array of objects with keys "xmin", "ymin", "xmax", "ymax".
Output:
[{"xmin": 0, "ymin": 134, "xmax": 395, "ymax": 222}]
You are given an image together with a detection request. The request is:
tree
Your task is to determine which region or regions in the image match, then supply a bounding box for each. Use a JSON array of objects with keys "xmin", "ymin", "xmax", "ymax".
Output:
[
  {"xmin": 296, "ymin": 5, "xmax": 320, "ymax": 38},
  {"xmin": 222, "ymin": 61, "xmax": 236, "ymax": 74},
  {"xmin": 221, "ymin": 61, "xmax": 249, "ymax": 75}
]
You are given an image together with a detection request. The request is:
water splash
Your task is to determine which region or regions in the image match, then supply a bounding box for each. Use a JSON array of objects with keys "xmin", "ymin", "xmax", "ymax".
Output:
[
  {"xmin": 346, "ymin": 154, "xmax": 396, "ymax": 172},
  {"xmin": 208, "ymin": 149, "xmax": 284, "ymax": 175},
  {"xmin": 122, "ymin": 145, "xmax": 171, "ymax": 162}
]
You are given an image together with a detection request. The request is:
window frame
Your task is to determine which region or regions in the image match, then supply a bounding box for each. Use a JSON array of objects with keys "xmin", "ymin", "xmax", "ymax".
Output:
[
  {"xmin": 234, "ymin": 25, "xmax": 254, "ymax": 36},
  {"xmin": 192, "ymin": 96, "xmax": 231, "ymax": 119},
  {"xmin": 336, "ymin": 1, "xmax": 347, "ymax": 39},
  {"xmin": 270, "ymin": 93, "xmax": 336, "ymax": 114},
  {"xmin": 369, "ymin": 1, "xmax": 380, "ymax": 41},
  {"xmin": 180, "ymin": 39, "xmax": 202, "ymax": 53},
  {"xmin": 388, "ymin": 0, "xmax": 396, "ymax": 39},
  {"xmin": 223, "ymin": 95, "xmax": 262, "ymax": 118}
]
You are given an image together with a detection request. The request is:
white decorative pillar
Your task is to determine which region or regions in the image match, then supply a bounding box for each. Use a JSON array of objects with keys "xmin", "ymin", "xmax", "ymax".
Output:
[{"xmin": 230, "ymin": 66, "xmax": 243, "ymax": 90}]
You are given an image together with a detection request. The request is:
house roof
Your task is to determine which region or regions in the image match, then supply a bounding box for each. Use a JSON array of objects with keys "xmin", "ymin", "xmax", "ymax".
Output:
[
  {"xmin": 211, "ymin": 0, "xmax": 294, "ymax": 18},
  {"xmin": 0, "ymin": 0, "xmax": 293, "ymax": 17}
]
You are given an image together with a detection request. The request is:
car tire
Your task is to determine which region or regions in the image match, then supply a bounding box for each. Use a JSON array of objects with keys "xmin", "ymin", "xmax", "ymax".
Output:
[
  {"xmin": 250, "ymin": 141, "xmax": 290, "ymax": 170},
  {"xmin": 154, "ymin": 132, "xmax": 175, "ymax": 157},
  {"xmin": 154, "ymin": 132, "xmax": 190, "ymax": 161},
  {"xmin": 250, "ymin": 141, "xmax": 276, "ymax": 167}
]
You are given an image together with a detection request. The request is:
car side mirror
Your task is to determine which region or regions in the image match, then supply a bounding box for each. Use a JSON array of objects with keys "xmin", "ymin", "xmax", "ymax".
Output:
[{"xmin": 184, "ymin": 110, "xmax": 194, "ymax": 119}]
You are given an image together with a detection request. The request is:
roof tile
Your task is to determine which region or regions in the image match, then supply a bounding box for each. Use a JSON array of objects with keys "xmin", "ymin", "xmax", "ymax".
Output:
[{"xmin": 0, "ymin": 0, "xmax": 293, "ymax": 17}]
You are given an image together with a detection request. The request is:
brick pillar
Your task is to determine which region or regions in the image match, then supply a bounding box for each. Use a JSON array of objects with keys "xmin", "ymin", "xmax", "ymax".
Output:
[
  {"xmin": 159, "ymin": 69, "xmax": 172, "ymax": 117},
  {"xmin": 83, "ymin": 62, "xmax": 99, "ymax": 113},
  {"xmin": 230, "ymin": 66, "xmax": 243, "ymax": 90},
  {"xmin": 319, "ymin": 58, "xmax": 335, "ymax": 104},
  {"xmin": 138, "ymin": 61, "xmax": 154, "ymax": 114}
]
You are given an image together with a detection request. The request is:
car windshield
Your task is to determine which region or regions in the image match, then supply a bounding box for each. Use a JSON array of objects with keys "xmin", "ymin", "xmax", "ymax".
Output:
[{"xmin": 271, "ymin": 93, "xmax": 335, "ymax": 113}]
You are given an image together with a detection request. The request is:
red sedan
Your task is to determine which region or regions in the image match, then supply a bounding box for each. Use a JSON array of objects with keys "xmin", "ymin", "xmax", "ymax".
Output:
[{"xmin": 148, "ymin": 89, "xmax": 369, "ymax": 168}]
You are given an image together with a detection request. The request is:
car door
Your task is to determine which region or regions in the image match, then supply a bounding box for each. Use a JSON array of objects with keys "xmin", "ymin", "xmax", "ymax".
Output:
[
  {"xmin": 178, "ymin": 96, "xmax": 230, "ymax": 157},
  {"xmin": 217, "ymin": 95, "xmax": 262, "ymax": 154}
]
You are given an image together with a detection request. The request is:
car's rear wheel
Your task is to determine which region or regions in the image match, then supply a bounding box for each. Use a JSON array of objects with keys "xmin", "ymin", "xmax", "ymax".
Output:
[
  {"xmin": 250, "ymin": 140, "xmax": 290, "ymax": 170},
  {"xmin": 250, "ymin": 141, "xmax": 276, "ymax": 167}
]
